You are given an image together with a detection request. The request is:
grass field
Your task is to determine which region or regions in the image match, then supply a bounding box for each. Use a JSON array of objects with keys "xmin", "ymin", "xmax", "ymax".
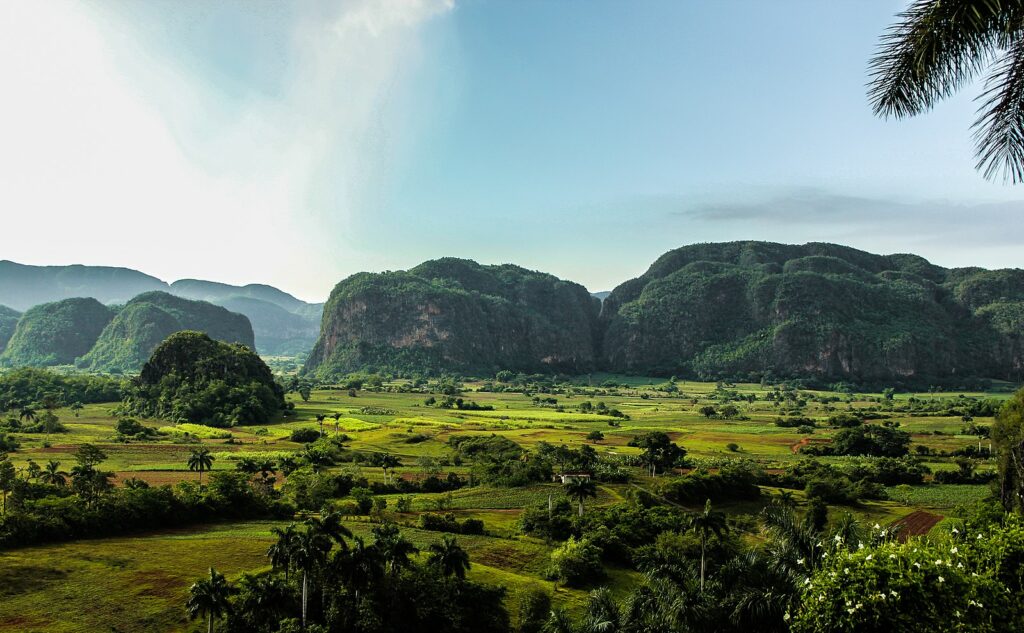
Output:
[{"xmin": 0, "ymin": 376, "xmax": 1011, "ymax": 631}]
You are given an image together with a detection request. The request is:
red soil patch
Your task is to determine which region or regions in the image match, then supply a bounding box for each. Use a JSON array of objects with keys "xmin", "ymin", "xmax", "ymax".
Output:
[
  {"xmin": 790, "ymin": 438, "xmax": 810, "ymax": 453},
  {"xmin": 891, "ymin": 510, "xmax": 944, "ymax": 540}
]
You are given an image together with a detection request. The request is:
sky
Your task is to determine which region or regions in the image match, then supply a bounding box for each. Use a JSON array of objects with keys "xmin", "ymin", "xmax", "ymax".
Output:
[{"xmin": 1, "ymin": 0, "xmax": 1022, "ymax": 302}]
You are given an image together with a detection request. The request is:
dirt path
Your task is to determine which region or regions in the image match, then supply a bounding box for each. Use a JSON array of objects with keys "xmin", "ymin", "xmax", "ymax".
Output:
[
  {"xmin": 790, "ymin": 437, "xmax": 810, "ymax": 454},
  {"xmin": 891, "ymin": 510, "xmax": 944, "ymax": 540}
]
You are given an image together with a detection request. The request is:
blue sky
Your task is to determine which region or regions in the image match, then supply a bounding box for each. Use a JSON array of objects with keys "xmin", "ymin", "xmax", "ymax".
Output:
[{"xmin": 1, "ymin": 0, "xmax": 1021, "ymax": 301}]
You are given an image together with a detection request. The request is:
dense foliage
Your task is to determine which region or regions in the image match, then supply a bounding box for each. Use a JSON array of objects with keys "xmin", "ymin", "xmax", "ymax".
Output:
[
  {"xmin": 0, "ymin": 368, "xmax": 123, "ymax": 410},
  {"xmin": 601, "ymin": 241, "xmax": 1024, "ymax": 385},
  {"xmin": 120, "ymin": 331, "xmax": 285, "ymax": 426},
  {"xmin": 78, "ymin": 291, "xmax": 255, "ymax": 373},
  {"xmin": 304, "ymin": 258, "xmax": 601, "ymax": 377},
  {"xmin": 0, "ymin": 305, "xmax": 19, "ymax": 354},
  {"xmin": 0, "ymin": 298, "xmax": 114, "ymax": 367}
]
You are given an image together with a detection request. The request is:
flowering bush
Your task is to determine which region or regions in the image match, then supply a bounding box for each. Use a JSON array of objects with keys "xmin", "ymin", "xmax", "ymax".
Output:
[{"xmin": 791, "ymin": 518, "xmax": 1024, "ymax": 632}]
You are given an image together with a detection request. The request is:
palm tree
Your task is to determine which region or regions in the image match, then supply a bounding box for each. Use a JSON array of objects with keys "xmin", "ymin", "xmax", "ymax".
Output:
[
  {"xmin": 185, "ymin": 567, "xmax": 235, "ymax": 633},
  {"xmin": 543, "ymin": 608, "xmax": 577, "ymax": 633},
  {"xmin": 579, "ymin": 587, "xmax": 620, "ymax": 633},
  {"xmin": 69, "ymin": 401, "xmax": 83, "ymax": 418},
  {"xmin": 379, "ymin": 453, "xmax": 401, "ymax": 485},
  {"xmin": 564, "ymin": 478, "xmax": 597, "ymax": 517},
  {"xmin": 305, "ymin": 511, "xmax": 353, "ymax": 547},
  {"xmin": 267, "ymin": 524, "xmax": 299, "ymax": 581},
  {"xmin": 278, "ymin": 456, "xmax": 298, "ymax": 476},
  {"xmin": 188, "ymin": 448, "xmax": 215, "ymax": 490},
  {"xmin": 40, "ymin": 460, "xmax": 67, "ymax": 487},
  {"xmin": 427, "ymin": 535, "xmax": 471, "ymax": 579},
  {"xmin": 372, "ymin": 522, "xmax": 418, "ymax": 576},
  {"xmin": 291, "ymin": 527, "xmax": 332, "ymax": 628},
  {"xmin": 869, "ymin": 1, "xmax": 1024, "ymax": 182},
  {"xmin": 687, "ymin": 499, "xmax": 729, "ymax": 593},
  {"xmin": 332, "ymin": 412, "xmax": 342, "ymax": 435},
  {"xmin": 315, "ymin": 414, "xmax": 326, "ymax": 436},
  {"xmin": 19, "ymin": 406, "xmax": 37, "ymax": 425}
]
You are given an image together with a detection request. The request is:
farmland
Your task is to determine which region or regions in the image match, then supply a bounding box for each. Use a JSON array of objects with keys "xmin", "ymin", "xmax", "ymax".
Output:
[{"xmin": 0, "ymin": 376, "xmax": 1013, "ymax": 632}]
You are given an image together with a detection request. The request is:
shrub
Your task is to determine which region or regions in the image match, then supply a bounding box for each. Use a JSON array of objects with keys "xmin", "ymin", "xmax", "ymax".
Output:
[
  {"xmin": 290, "ymin": 428, "xmax": 322, "ymax": 443},
  {"xmin": 547, "ymin": 536, "xmax": 604, "ymax": 586}
]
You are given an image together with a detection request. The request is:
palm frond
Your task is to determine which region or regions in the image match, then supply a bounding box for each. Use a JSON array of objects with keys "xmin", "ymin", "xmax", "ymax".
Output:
[{"xmin": 974, "ymin": 38, "xmax": 1024, "ymax": 181}]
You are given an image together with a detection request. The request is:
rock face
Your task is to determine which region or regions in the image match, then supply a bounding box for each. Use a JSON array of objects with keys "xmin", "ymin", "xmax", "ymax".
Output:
[
  {"xmin": 600, "ymin": 242, "xmax": 1024, "ymax": 383},
  {"xmin": 0, "ymin": 298, "xmax": 114, "ymax": 366},
  {"xmin": 305, "ymin": 258, "xmax": 601, "ymax": 377},
  {"xmin": 0, "ymin": 306, "xmax": 20, "ymax": 355},
  {"xmin": 78, "ymin": 291, "xmax": 255, "ymax": 373}
]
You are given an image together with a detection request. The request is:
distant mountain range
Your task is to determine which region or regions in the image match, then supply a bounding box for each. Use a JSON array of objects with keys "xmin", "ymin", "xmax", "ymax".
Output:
[
  {"xmin": 0, "ymin": 261, "xmax": 322, "ymax": 356},
  {"xmin": 3, "ymin": 243, "xmax": 1023, "ymax": 385}
]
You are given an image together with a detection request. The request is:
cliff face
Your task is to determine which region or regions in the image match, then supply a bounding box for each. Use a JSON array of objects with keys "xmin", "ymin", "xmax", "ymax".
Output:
[
  {"xmin": 304, "ymin": 258, "xmax": 601, "ymax": 377},
  {"xmin": 600, "ymin": 242, "xmax": 1024, "ymax": 383},
  {"xmin": 0, "ymin": 298, "xmax": 113, "ymax": 366},
  {"xmin": 78, "ymin": 291, "xmax": 255, "ymax": 373}
]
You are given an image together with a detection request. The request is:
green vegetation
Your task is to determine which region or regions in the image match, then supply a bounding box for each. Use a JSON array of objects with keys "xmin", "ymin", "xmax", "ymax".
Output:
[
  {"xmin": 0, "ymin": 298, "xmax": 113, "ymax": 367},
  {"xmin": 78, "ymin": 291, "xmax": 255, "ymax": 373},
  {"xmin": 0, "ymin": 373, "xmax": 1018, "ymax": 632},
  {"xmin": 121, "ymin": 331, "xmax": 286, "ymax": 426},
  {"xmin": 601, "ymin": 241, "xmax": 1024, "ymax": 385},
  {"xmin": 0, "ymin": 305, "xmax": 19, "ymax": 354},
  {"xmin": 305, "ymin": 258, "xmax": 601, "ymax": 377}
]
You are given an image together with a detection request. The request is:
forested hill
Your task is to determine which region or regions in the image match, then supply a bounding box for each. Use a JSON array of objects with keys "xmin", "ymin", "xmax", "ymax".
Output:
[
  {"xmin": 304, "ymin": 258, "xmax": 602, "ymax": 377},
  {"xmin": 600, "ymin": 241, "xmax": 1024, "ymax": 384},
  {"xmin": 0, "ymin": 262, "xmax": 321, "ymax": 356},
  {"xmin": 78, "ymin": 292, "xmax": 255, "ymax": 373}
]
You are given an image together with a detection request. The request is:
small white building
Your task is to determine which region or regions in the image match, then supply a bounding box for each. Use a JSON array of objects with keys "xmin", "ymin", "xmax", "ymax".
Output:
[{"xmin": 552, "ymin": 472, "xmax": 592, "ymax": 484}]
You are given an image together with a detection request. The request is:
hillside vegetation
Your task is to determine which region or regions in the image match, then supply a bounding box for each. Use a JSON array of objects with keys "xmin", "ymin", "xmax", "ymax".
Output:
[
  {"xmin": 78, "ymin": 291, "xmax": 255, "ymax": 373},
  {"xmin": 0, "ymin": 306, "xmax": 19, "ymax": 354},
  {"xmin": 120, "ymin": 330, "xmax": 285, "ymax": 426},
  {"xmin": 601, "ymin": 242, "xmax": 1024, "ymax": 385},
  {"xmin": 305, "ymin": 258, "xmax": 601, "ymax": 377},
  {"xmin": 0, "ymin": 298, "xmax": 113, "ymax": 367}
]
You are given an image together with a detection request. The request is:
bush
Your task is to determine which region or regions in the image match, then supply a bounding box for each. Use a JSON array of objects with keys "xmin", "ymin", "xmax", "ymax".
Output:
[
  {"xmin": 290, "ymin": 428, "xmax": 322, "ymax": 443},
  {"xmin": 547, "ymin": 536, "xmax": 604, "ymax": 586}
]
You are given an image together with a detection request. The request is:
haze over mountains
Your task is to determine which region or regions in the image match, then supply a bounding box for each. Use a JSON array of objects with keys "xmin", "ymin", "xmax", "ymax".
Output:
[
  {"xmin": 1, "ymin": 242, "xmax": 1022, "ymax": 385},
  {"xmin": 0, "ymin": 261, "xmax": 322, "ymax": 356}
]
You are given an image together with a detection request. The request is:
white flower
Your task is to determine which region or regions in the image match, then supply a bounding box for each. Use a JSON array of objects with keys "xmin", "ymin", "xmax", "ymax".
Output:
[
  {"xmin": 866, "ymin": 554, "xmax": 873, "ymax": 561},
  {"xmin": 797, "ymin": 558, "xmax": 805, "ymax": 565},
  {"xmin": 951, "ymin": 546, "xmax": 958, "ymax": 554},
  {"xmin": 951, "ymin": 527, "xmax": 959, "ymax": 534},
  {"xmin": 889, "ymin": 554, "xmax": 897, "ymax": 560},
  {"xmin": 977, "ymin": 534, "xmax": 983, "ymax": 540},
  {"xmin": 874, "ymin": 523, "xmax": 881, "ymax": 530},
  {"xmin": 783, "ymin": 612, "xmax": 790, "ymax": 621},
  {"xmin": 804, "ymin": 578, "xmax": 811, "ymax": 585},
  {"xmin": 847, "ymin": 608, "xmax": 856, "ymax": 615},
  {"xmin": 846, "ymin": 600, "xmax": 852, "ymax": 607},
  {"xmin": 935, "ymin": 559, "xmax": 944, "ymax": 565},
  {"xmin": 878, "ymin": 593, "xmax": 886, "ymax": 600},
  {"xmin": 844, "ymin": 567, "xmax": 850, "ymax": 574},
  {"xmin": 858, "ymin": 542, "xmax": 865, "ymax": 550},
  {"xmin": 880, "ymin": 529, "xmax": 887, "ymax": 537},
  {"xmin": 957, "ymin": 562, "xmax": 964, "ymax": 569},
  {"xmin": 890, "ymin": 590, "xmax": 898, "ymax": 597},
  {"xmin": 955, "ymin": 610, "xmax": 961, "ymax": 618},
  {"xmin": 835, "ymin": 535, "xmax": 843, "ymax": 543},
  {"xmin": 938, "ymin": 576, "xmax": 945, "ymax": 583},
  {"xmin": 914, "ymin": 562, "xmax": 921, "ymax": 569}
]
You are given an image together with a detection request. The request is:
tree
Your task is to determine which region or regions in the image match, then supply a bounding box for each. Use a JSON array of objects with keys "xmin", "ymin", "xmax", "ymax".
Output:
[
  {"xmin": 687, "ymin": 499, "xmax": 729, "ymax": 593},
  {"xmin": 332, "ymin": 412, "xmax": 342, "ymax": 435},
  {"xmin": 374, "ymin": 452, "xmax": 401, "ymax": 485},
  {"xmin": 267, "ymin": 524, "xmax": 299, "ymax": 581},
  {"xmin": 427, "ymin": 535, "xmax": 471, "ymax": 579},
  {"xmin": 629, "ymin": 432, "xmax": 687, "ymax": 476},
  {"xmin": 994, "ymin": 387, "xmax": 1024, "ymax": 512},
  {"xmin": 0, "ymin": 455, "xmax": 15, "ymax": 516},
  {"xmin": 188, "ymin": 448, "xmax": 215, "ymax": 490},
  {"xmin": 564, "ymin": 478, "xmax": 597, "ymax": 517},
  {"xmin": 18, "ymin": 406, "xmax": 37, "ymax": 424},
  {"xmin": 185, "ymin": 567, "xmax": 235, "ymax": 633},
  {"xmin": 41, "ymin": 460, "xmax": 67, "ymax": 487},
  {"xmin": 315, "ymin": 414, "xmax": 326, "ymax": 436},
  {"xmin": 69, "ymin": 401, "xmax": 84, "ymax": 417},
  {"xmin": 291, "ymin": 527, "xmax": 332, "ymax": 627},
  {"xmin": 699, "ymin": 405, "xmax": 717, "ymax": 418},
  {"xmin": 372, "ymin": 522, "xmax": 419, "ymax": 576},
  {"xmin": 586, "ymin": 430, "xmax": 604, "ymax": 443},
  {"xmin": 869, "ymin": 0, "xmax": 1024, "ymax": 182}
]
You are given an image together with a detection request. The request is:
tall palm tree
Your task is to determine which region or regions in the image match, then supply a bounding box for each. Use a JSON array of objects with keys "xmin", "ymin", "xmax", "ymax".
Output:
[
  {"xmin": 379, "ymin": 453, "xmax": 401, "ymax": 485},
  {"xmin": 372, "ymin": 522, "xmax": 418, "ymax": 576},
  {"xmin": 564, "ymin": 478, "xmax": 597, "ymax": 517},
  {"xmin": 332, "ymin": 412, "xmax": 342, "ymax": 435},
  {"xmin": 291, "ymin": 527, "xmax": 332, "ymax": 627},
  {"xmin": 19, "ymin": 406, "xmax": 37, "ymax": 425},
  {"xmin": 427, "ymin": 535, "xmax": 471, "ymax": 579},
  {"xmin": 185, "ymin": 567, "xmax": 235, "ymax": 633},
  {"xmin": 869, "ymin": 1, "xmax": 1024, "ymax": 182},
  {"xmin": 40, "ymin": 460, "xmax": 67, "ymax": 487},
  {"xmin": 687, "ymin": 499, "xmax": 729, "ymax": 593},
  {"xmin": 188, "ymin": 448, "xmax": 215, "ymax": 490},
  {"xmin": 579, "ymin": 587, "xmax": 620, "ymax": 633},
  {"xmin": 305, "ymin": 511, "xmax": 353, "ymax": 547},
  {"xmin": 267, "ymin": 524, "xmax": 299, "ymax": 581}
]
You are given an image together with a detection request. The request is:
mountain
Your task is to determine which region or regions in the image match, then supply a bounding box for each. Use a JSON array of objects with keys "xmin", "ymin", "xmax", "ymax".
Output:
[
  {"xmin": 78, "ymin": 291, "xmax": 255, "ymax": 373},
  {"xmin": 0, "ymin": 261, "xmax": 167, "ymax": 311},
  {"xmin": 600, "ymin": 241, "xmax": 1024, "ymax": 384},
  {"xmin": 304, "ymin": 258, "xmax": 601, "ymax": 377},
  {"xmin": 0, "ymin": 306, "xmax": 23, "ymax": 355},
  {"xmin": 169, "ymin": 279, "xmax": 323, "ymax": 355},
  {"xmin": 217, "ymin": 297, "xmax": 319, "ymax": 356},
  {"xmin": 591, "ymin": 291, "xmax": 611, "ymax": 302},
  {"xmin": 0, "ymin": 298, "xmax": 114, "ymax": 367}
]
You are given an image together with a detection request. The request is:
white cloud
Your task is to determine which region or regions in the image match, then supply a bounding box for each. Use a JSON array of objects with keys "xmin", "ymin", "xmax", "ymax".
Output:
[{"xmin": 0, "ymin": 0, "xmax": 454, "ymax": 301}]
